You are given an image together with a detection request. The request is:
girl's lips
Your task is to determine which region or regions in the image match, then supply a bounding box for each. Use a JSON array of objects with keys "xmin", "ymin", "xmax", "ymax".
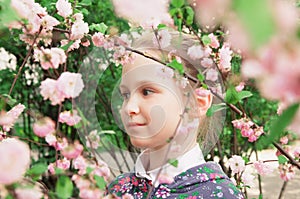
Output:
[{"xmin": 127, "ymin": 122, "xmax": 146, "ymax": 127}]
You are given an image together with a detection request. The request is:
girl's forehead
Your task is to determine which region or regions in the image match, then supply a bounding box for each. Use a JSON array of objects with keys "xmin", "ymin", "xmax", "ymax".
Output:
[{"xmin": 122, "ymin": 53, "xmax": 161, "ymax": 74}]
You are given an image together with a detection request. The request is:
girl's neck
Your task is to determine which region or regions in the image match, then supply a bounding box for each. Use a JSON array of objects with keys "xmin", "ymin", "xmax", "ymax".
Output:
[{"xmin": 143, "ymin": 141, "xmax": 197, "ymax": 171}]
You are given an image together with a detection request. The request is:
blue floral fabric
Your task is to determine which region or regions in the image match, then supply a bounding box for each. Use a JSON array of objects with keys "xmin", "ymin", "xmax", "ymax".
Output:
[{"xmin": 107, "ymin": 162, "xmax": 244, "ymax": 199}]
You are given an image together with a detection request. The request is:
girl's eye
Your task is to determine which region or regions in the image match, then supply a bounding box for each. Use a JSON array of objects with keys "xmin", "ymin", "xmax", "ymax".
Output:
[
  {"xmin": 142, "ymin": 88, "xmax": 154, "ymax": 96},
  {"xmin": 120, "ymin": 90, "xmax": 130, "ymax": 100}
]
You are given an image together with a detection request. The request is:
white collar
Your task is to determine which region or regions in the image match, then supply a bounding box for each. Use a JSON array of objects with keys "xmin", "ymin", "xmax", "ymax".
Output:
[{"xmin": 135, "ymin": 144, "xmax": 205, "ymax": 187}]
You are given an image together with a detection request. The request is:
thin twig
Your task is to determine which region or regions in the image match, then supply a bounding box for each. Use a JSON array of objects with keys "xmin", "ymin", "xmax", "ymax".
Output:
[
  {"xmin": 9, "ymin": 27, "xmax": 42, "ymax": 95},
  {"xmin": 278, "ymin": 181, "xmax": 288, "ymax": 199}
]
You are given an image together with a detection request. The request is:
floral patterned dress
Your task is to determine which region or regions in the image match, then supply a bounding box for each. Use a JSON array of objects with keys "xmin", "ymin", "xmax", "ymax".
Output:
[{"xmin": 107, "ymin": 162, "xmax": 244, "ymax": 199}]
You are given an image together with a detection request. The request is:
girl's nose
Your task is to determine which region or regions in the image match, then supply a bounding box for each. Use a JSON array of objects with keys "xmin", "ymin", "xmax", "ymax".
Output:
[{"xmin": 126, "ymin": 94, "xmax": 140, "ymax": 116}]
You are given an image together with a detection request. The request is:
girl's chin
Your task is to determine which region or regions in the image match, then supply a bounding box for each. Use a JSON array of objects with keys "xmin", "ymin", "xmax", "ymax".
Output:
[{"xmin": 129, "ymin": 137, "xmax": 167, "ymax": 151}]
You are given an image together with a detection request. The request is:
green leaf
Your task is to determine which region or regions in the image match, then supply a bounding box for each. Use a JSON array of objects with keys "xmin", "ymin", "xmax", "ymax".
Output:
[
  {"xmin": 157, "ymin": 24, "xmax": 167, "ymax": 30},
  {"xmin": 79, "ymin": 0, "xmax": 92, "ymax": 6},
  {"xmin": 206, "ymin": 103, "xmax": 227, "ymax": 117},
  {"xmin": 60, "ymin": 41, "xmax": 75, "ymax": 51},
  {"xmin": 237, "ymin": 91, "xmax": 253, "ymax": 101},
  {"xmin": 278, "ymin": 155, "xmax": 288, "ymax": 164},
  {"xmin": 167, "ymin": 59, "xmax": 184, "ymax": 75},
  {"xmin": 94, "ymin": 175, "xmax": 106, "ymax": 190},
  {"xmin": 5, "ymin": 194, "xmax": 14, "ymax": 199},
  {"xmin": 201, "ymin": 35, "xmax": 211, "ymax": 46},
  {"xmin": 171, "ymin": 0, "xmax": 184, "ymax": 8},
  {"xmin": 55, "ymin": 176, "xmax": 73, "ymax": 199},
  {"xmin": 224, "ymin": 86, "xmax": 239, "ymax": 104},
  {"xmin": 168, "ymin": 158, "xmax": 179, "ymax": 167},
  {"xmin": 197, "ymin": 73, "xmax": 205, "ymax": 82},
  {"xmin": 233, "ymin": 0, "xmax": 275, "ymax": 48},
  {"xmin": 185, "ymin": 6, "xmax": 194, "ymax": 25},
  {"xmin": 257, "ymin": 103, "xmax": 299, "ymax": 149},
  {"xmin": 86, "ymin": 166, "xmax": 93, "ymax": 175},
  {"xmin": 89, "ymin": 23, "xmax": 108, "ymax": 34},
  {"xmin": 26, "ymin": 163, "xmax": 48, "ymax": 176}
]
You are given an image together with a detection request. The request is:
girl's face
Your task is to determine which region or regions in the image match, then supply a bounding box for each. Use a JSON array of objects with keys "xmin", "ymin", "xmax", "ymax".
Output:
[{"xmin": 119, "ymin": 55, "xmax": 185, "ymax": 150}]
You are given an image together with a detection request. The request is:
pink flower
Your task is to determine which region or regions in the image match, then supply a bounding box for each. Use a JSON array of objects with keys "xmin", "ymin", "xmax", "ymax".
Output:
[
  {"xmin": 195, "ymin": 87, "xmax": 211, "ymax": 98},
  {"xmin": 228, "ymin": 155, "xmax": 245, "ymax": 174},
  {"xmin": 34, "ymin": 47, "xmax": 66, "ymax": 70},
  {"xmin": 208, "ymin": 33, "xmax": 220, "ymax": 49},
  {"xmin": 72, "ymin": 174, "xmax": 91, "ymax": 189},
  {"xmin": 187, "ymin": 45, "xmax": 204, "ymax": 60},
  {"xmin": 113, "ymin": 46, "xmax": 135, "ymax": 66},
  {"xmin": 45, "ymin": 133, "xmax": 57, "ymax": 146},
  {"xmin": 33, "ymin": 117, "xmax": 56, "ymax": 137},
  {"xmin": 56, "ymin": 0, "xmax": 72, "ymax": 18},
  {"xmin": 48, "ymin": 158, "xmax": 70, "ymax": 174},
  {"xmin": 92, "ymin": 165, "xmax": 111, "ymax": 180},
  {"xmin": 293, "ymin": 147, "xmax": 300, "ymax": 158},
  {"xmin": 205, "ymin": 68, "xmax": 219, "ymax": 82},
  {"xmin": 61, "ymin": 140, "xmax": 83, "ymax": 159},
  {"xmin": 158, "ymin": 174, "xmax": 174, "ymax": 184},
  {"xmin": 201, "ymin": 57, "xmax": 213, "ymax": 68},
  {"xmin": 156, "ymin": 65, "xmax": 174, "ymax": 79},
  {"xmin": 218, "ymin": 43, "xmax": 232, "ymax": 72},
  {"xmin": 92, "ymin": 32, "xmax": 105, "ymax": 47},
  {"xmin": 15, "ymin": 185, "xmax": 44, "ymax": 199},
  {"xmin": 280, "ymin": 136, "xmax": 289, "ymax": 145},
  {"xmin": 57, "ymin": 72, "xmax": 84, "ymax": 98},
  {"xmin": 70, "ymin": 20, "xmax": 89, "ymax": 40},
  {"xmin": 241, "ymin": 171, "xmax": 255, "ymax": 187},
  {"xmin": 111, "ymin": 0, "xmax": 173, "ymax": 28},
  {"xmin": 55, "ymin": 137, "xmax": 68, "ymax": 151},
  {"xmin": 241, "ymin": 128, "xmax": 254, "ymax": 138},
  {"xmin": 0, "ymin": 103, "xmax": 25, "ymax": 132},
  {"xmin": 59, "ymin": 110, "xmax": 81, "ymax": 126},
  {"xmin": 152, "ymin": 29, "xmax": 171, "ymax": 48},
  {"xmin": 235, "ymin": 82, "xmax": 245, "ymax": 92},
  {"xmin": 61, "ymin": 39, "xmax": 81, "ymax": 52},
  {"xmin": 40, "ymin": 15, "xmax": 60, "ymax": 30},
  {"xmin": 279, "ymin": 164, "xmax": 295, "ymax": 181},
  {"xmin": 81, "ymin": 39, "xmax": 90, "ymax": 47},
  {"xmin": 40, "ymin": 78, "xmax": 65, "ymax": 105},
  {"xmin": 85, "ymin": 130, "xmax": 100, "ymax": 149},
  {"xmin": 253, "ymin": 161, "xmax": 274, "ymax": 175},
  {"xmin": 73, "ymin": 155, "xmax": 87, "ymax": 175},
  {"xmin": 0, "ymin": 138, "xmax": 30, "ymax": 184}
]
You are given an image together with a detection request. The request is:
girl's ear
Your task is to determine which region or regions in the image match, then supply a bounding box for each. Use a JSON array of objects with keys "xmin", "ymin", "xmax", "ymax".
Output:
[{"xmin": 194, "ymin": 88, "xmax": 213, "ymax": 116}]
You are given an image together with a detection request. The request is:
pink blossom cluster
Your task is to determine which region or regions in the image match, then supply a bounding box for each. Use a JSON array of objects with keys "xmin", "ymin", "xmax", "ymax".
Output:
[
  {"xmin": 113, "ymin": 46, "xmax": 136, "ymax": 66},
  {"xmin": 71, "ymin": 156, "xmax": 111, "ymax": 199},
  {"xmin": 10, "ymin": 0, "xmax": 60, "ymax": 45},
  {"xmin": 253, "ymin": 161, "xmax": 274, "ymax": 176},
  {"xmin": 232, "ymin": 118, "xmax": 264, "ymax": 142},
  {"xmin": 85, "ymin": 130, "xmax": 101, "ymax": 149},
  {"xmin": 40, "ymin": 72, "xmax": 84, "ymax": 105},
  {"xmin": 278, "ymin": 163, "xmax": 296, "ymax": 181},
  {"xmin": 0, "ymin": 138, "xmax": 30, "ymax": 185},
  {"xmin": 0, "ymin": 103, "xmax": 25, "ymax": 132},
  {"xmin": 33, "ymin": 47, "xmax": 66, "ymax": 70},
  {"xmin": 59, "ymin": 110, "xmax": 81, "ymax": 126}
]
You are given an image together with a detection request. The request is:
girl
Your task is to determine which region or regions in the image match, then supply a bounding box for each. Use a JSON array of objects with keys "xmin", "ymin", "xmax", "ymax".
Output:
[{"xmin": 107, "ymin": 30, "xmax": 244, "ymax": 199}]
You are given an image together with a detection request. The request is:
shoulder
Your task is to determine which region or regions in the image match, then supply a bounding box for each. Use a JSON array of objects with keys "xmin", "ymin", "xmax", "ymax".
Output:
[{"xmin": 168, "ymin": 162, "xmax": 245, "ymax": 199}]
